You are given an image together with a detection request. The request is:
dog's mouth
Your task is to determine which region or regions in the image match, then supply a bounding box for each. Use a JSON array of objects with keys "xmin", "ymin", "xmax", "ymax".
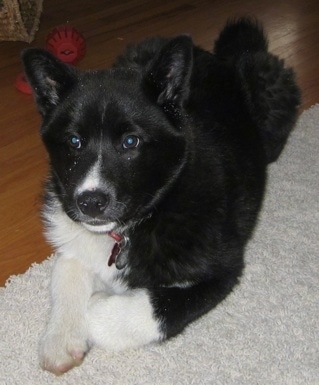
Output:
[
  {"xmin": 64, "ymin": 190, "xmax": 140, "ymax": 234},
  {"xmin": 81, "ymin": 220, "xmax": 117, "ymax": 233}
]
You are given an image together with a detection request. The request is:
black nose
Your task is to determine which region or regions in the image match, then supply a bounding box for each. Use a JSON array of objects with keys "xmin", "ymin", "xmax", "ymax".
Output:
[{"xmin": 77, "ymin": 191, "xmax": 109, "ymax": 218}]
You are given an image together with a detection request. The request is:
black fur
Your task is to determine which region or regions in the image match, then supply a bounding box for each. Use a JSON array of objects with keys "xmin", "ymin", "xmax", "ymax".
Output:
[{"xmin": 22, "ymin": 18, "xmax": 300, "ymax": 340}]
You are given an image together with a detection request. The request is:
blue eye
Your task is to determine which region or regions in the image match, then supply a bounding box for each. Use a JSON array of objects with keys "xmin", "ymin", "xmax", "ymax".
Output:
[
  {"xmin": 122, "ymin": 135, "xmax": 140, "ymax": 149},
  {"xmin": 68, "ymin": 135, "xmax": 82, "ymax": 149}
]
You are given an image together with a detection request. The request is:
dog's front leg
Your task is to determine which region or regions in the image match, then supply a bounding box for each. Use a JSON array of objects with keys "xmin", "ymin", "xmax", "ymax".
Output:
[{"xmin": 40, "ymin": 255, "xmax": 93, "ymax": 375}]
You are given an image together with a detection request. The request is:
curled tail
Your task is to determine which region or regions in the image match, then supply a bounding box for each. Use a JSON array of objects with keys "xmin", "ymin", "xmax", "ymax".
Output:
[
  {"xmin": 214, "ymin": 18, "xmax": 301, "ymax": 163},
  {"xmin": 214, "ymin": 17, "xmax": 268, "ymax": 60}
]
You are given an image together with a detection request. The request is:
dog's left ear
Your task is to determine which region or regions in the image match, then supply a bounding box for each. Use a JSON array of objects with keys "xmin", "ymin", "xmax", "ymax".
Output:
[{"xmin": 145, "ymin": 35, "xmax": 193, "ymax": 107}]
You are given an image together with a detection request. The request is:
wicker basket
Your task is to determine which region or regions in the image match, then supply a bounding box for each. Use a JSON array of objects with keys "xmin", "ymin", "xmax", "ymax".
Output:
[{"xmin": 0, "ymin": 0, "xmax": 43, "ymax": 43}]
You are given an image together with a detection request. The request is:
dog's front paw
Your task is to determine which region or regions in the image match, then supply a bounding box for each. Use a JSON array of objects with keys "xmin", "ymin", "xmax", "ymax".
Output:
[
  {"xmin": 39, "ymin": 327, "xmax": 89, "ymax": 375},
  {"xmin": 88, "ymin": 290, "xmax": 162, "ymax": 351}
]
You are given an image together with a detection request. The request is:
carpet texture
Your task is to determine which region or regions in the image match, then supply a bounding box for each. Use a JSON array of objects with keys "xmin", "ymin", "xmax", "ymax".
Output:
[{"xmin": 1, "ymin": 105, "xmax": 318, "ymax": 385}]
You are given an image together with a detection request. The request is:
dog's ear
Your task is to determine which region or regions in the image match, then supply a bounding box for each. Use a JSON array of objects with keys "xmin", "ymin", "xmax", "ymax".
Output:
[
  {"xmin": 21, "ymin": 48, "xmax": 77, "ymax": 117},
  {"xmin": 145, "ymin": 35, "xmax": 193, "ymax": 107}
]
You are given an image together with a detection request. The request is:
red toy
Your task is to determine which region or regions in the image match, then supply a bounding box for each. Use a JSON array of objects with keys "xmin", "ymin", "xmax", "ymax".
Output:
[
  {"xmin": 46, "ymin": 25, "xmax": 86, "ymax": 65},
  {"xmin": 15, "ymin": 25, "xmax": 86, "ymax": 94},
  {"xmin": 15, "ymin": 72, "xmax": 33, "ymax": 95}
]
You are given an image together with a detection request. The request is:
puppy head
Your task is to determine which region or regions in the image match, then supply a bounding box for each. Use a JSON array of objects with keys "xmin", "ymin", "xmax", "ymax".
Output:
[{"xmin": 22, "ymin": 37, "xmax": 193, "ymax": 232}]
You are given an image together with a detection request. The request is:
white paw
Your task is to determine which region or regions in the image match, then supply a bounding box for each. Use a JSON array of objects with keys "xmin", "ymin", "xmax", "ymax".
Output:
[
  {"xmin": 39, "ymin": 324, "xmax": 89, "ymax": 375},
  {"xmin": 88, "ymin": 290, "xmax": 162, "ymax": 351}
]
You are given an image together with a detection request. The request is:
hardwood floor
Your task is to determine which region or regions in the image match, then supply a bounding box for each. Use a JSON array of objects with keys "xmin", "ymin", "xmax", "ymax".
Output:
[{"xmin": 0, "ymin": 0, "xmax": 318, "ymax": 286}]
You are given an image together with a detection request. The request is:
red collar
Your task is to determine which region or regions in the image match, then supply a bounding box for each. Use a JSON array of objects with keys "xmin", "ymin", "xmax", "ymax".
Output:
[
  {"xmin": 108, "ymin": 231, "xmax": 129, "ymax": 268},
  {"xmin": 108, "ymin": 231, "xmax": 123, "ymax": 243}
]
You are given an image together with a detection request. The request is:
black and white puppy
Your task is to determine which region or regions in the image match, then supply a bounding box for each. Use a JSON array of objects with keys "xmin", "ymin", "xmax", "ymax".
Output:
[{"xmin": 22, "ymin": 18, "xmax": 300, "ymax": 375}]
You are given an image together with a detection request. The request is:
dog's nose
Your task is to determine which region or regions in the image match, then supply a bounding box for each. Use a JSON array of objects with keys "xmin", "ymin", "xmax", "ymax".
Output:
[{"xmin": 77, "ymin": 191, "xmax": 109, "ymax": 218}]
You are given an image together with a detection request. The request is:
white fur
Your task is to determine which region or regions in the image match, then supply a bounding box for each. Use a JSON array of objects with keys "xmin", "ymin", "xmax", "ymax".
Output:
[
  {"xmin": 39, "ymin": 257, "xmax": 92, "ymax": 374},
  {"xmin": 88, "ymin": 290, "xmax": 162, "ymax": 351},
  {"xmin": 40, "ymin": 200, "xmax": 163, "ymax": 375},
  {"xmin": 76, "ymin": 156, "xmax": 102, "ymax": 194},
  {"xmin": 74, "ymin": 157, "xmax": 118, "ymax": 233}
]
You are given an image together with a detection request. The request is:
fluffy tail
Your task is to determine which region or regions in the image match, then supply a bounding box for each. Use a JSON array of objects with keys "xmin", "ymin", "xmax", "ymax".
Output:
[
  {"xmin": 214, "ymin": 17, "xmax": 268, "ymax": 60},
  {"xmin": 214, "ymin": 18, "xmax": 301, "ymax": 163}
]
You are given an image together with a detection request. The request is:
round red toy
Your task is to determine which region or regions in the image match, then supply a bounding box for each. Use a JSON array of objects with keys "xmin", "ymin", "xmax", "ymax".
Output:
[{"xmin": 46, "ymin": 25, "xmax": 86, "ymax": 65}]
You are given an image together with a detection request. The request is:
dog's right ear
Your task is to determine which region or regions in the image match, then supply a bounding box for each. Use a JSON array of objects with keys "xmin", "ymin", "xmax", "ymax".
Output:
[{"xmin": 21, "ymin": 48, "xmax": 77, "ymax": 117}]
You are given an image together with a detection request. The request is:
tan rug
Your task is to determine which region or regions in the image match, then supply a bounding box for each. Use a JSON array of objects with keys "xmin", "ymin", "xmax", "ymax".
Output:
[{"xmin": 0, "ymin": 0, "xmax": 43, "ymax": 43}]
